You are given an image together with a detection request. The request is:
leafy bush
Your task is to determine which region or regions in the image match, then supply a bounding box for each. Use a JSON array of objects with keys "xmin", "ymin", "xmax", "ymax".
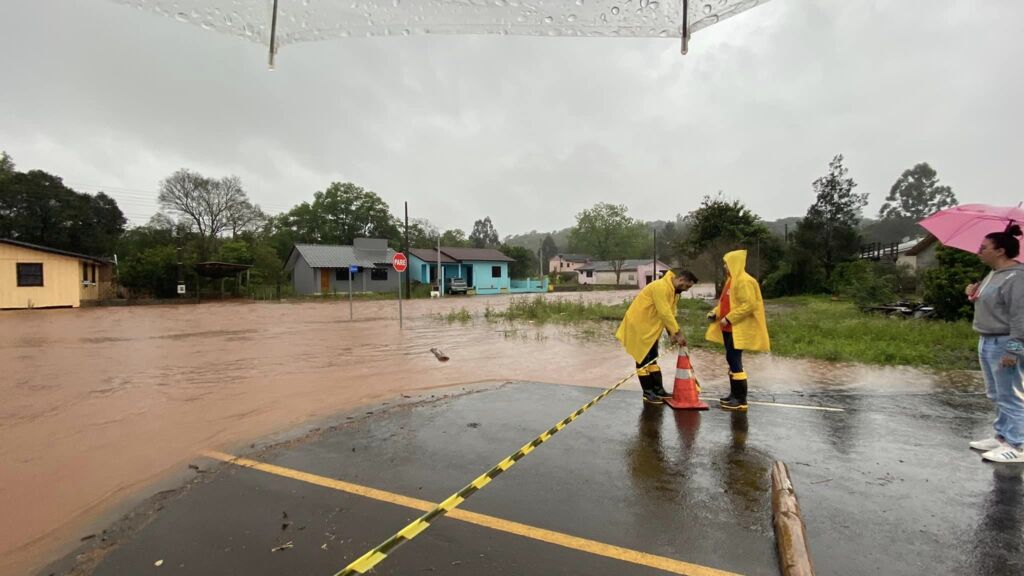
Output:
[
  {"xmin": 922, "ymin": 246, "xmax": 987, "ymax": 321},
  {"xmin": 831, "ymin": 260, "xmax": 896, "ymax": 306},
  {"xmin": 118, "ymin": 245, "xmax": 179, "ymax": 298}
]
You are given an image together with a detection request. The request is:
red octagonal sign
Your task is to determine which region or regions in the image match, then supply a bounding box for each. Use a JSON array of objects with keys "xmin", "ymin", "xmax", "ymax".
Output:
[{"xmin": 392, "ymin": 252, "xmax": 408, "ymax": 272}]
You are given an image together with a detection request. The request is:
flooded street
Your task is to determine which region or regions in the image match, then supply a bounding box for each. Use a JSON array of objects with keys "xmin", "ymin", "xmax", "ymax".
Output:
[{"xmin": 0, "ymin": 293, "xmax": 982, "ymax": 575}]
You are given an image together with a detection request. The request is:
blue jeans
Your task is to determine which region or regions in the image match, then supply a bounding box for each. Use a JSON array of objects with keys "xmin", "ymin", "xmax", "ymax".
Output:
[
  {"xmin": 723, "ymin": 331, "xmax": 744, "ymax": 376},
  {"xmin": 978, "ymin": 335, "xmax": 1024, "ymax": 448}
]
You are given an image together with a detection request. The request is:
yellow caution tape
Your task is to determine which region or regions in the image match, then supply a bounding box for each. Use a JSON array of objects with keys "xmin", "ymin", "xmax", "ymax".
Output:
[{"xmin": 334, "ymin": 351, "xmax": 670, "ymax": 576}]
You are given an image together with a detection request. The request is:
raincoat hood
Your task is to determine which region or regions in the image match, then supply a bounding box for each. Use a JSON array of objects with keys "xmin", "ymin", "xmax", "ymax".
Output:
[
  {"xmin": 724, "ymin": 250, "xmax": 748, "ymax": 278},
  {"xmin": 707, "ymin": 249, "xmax": 770, "ymax": 352}
]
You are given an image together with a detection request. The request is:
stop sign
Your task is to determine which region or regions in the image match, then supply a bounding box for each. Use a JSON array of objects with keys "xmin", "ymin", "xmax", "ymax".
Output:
[{"xmin": 392, "ymin": 252, "xmax": 408, "ymax": 272}]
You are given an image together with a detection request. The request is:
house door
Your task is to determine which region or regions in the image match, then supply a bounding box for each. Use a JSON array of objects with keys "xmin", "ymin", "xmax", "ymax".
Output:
[{"xmin": 321, "ymin": 269, "xmax": 331, "ymax": 293}]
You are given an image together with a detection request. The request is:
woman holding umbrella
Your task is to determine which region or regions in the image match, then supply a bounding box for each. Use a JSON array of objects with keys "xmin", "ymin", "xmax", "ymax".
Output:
[
  {"xmin": 968, "ymin": 225, "xmax": 1024, "ymax": 463},
  {"xmin": 921, "ymin": 205, "xmax": 1024, "ymax": 463}
]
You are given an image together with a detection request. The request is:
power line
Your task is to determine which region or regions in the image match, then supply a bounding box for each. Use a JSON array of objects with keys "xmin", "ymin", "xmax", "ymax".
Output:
[{"xmin": 3, "ymin": 181, "xmax": 293, "ymax": 215}]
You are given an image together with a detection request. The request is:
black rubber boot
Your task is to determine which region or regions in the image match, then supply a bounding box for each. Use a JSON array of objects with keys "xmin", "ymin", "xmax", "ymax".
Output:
[
  {"xmin": 719, "ymin": 374, "xmax": 737, "ymax": 405},
  {"xmin": 639, "ymin": 374, "xmax": 664, "ymax": 404},
  {"xmin": 721, "ymin": 379, "xmax": 748, "ymax": 411},
  {"xmin": 650, "ymin": 370, "xmax": 672, "ymax": 398}
]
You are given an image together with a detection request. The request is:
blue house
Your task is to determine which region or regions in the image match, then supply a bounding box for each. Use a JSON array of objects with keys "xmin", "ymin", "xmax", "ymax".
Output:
[{"xmin": 409, "ymin": 247, "xmax": 545, "ymax": 295}]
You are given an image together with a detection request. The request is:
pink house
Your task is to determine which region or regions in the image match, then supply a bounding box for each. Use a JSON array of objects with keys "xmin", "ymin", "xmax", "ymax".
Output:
[{"xmin": 548, "ymin": 253, "xmax": 590, "ymax": 274}]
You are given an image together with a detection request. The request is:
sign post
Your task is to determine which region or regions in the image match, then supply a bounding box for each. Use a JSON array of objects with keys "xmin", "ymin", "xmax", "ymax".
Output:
[
  {"xmin": 348, "ymin": 265, "xmax": 358, "ymax": 320},
  {"xmin": 392, "ymin": 253, "xmax": 408, "ymax": 329}
]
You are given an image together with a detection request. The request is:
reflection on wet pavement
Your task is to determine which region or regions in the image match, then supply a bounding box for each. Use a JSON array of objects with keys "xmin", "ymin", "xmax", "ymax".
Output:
[{"xmin": 0, "ymin": 295, "xmax": 990, "ymax": 575}]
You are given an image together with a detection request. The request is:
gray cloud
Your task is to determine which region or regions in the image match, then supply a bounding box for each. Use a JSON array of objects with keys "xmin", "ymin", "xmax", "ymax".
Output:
[{"xmin": 1, "ymin": 0, "xmax": 1021, "ymax": 234}]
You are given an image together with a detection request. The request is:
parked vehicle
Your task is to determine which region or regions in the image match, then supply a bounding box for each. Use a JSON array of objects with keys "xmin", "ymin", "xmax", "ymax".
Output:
[{"xmin": 446, "ymin": 277, "xmax": 469, "ymax": 295}]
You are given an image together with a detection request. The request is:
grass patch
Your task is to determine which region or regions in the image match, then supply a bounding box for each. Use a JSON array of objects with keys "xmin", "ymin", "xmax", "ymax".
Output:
[
  {"xmin": 485, "ymin": 294, "xmax": 978, "ymax": 370},
  {"xmin": 439, "ymin": 308, "xmax": 473, "ymax": 323},
  {"xmin": 760, "ymin": 297, "xmax": 976, "ymax": 369},
  {"xmin": 499, "ymin": 296, "xmax": 631, "ymax": 322},
  {"xmin": 680, "ymin": 296, "xmax": 977, "ymax": 369}
]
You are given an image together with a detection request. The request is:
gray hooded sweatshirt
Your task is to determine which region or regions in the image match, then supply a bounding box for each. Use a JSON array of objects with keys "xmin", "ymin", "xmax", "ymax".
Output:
[{"xmin": 973, "ymin": 263, "xmax": 1024, "ymax": 356}]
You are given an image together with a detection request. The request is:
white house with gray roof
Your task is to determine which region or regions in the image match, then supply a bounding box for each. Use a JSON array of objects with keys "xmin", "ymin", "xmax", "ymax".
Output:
[
  {"xmin": 577, "ymin": 259, "xmax": 672, "ymax": 288},
  {"xmin": 284, "ymin": 238, "xmax": 399, "ymax": 295}
]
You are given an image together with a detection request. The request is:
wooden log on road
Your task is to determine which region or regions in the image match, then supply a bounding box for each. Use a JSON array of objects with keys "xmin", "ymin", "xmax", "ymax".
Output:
[{"xmin": 771, "ymin": 461, "xmax": 815, "ymax": 576}]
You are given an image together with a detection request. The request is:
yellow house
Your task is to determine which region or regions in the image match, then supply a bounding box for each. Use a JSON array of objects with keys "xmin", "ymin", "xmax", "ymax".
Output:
[{"xmin": 1, "ymin": 239, "xmax": 114, "ymax": 310}]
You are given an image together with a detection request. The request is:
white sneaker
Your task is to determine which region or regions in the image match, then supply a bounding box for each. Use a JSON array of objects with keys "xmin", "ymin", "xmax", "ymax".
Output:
[
  {"xmin": 982, "ymin": 445, "xmax": 1024, "ymax": 463},
  {"xmin": 970, "ymin": 437, "xmax": 1005, "ymax": 451}
]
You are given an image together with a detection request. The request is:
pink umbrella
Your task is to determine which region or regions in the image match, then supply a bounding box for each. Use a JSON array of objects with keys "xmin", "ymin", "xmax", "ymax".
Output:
[{"xmin": 919, "ymin": 203, "xmax": 1024, "ymax": 263}]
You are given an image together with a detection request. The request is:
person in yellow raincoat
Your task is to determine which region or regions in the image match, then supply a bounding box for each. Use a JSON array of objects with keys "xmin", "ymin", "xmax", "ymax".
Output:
[
  {"xmin": 616, "ymin": 269, "xmax": 699, "ymax": 404},
  {"xmin": 705, "ymin": 249, "xmax": 770, "ymax": 411}
]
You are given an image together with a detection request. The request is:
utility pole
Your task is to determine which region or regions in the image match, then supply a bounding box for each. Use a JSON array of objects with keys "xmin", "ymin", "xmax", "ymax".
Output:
[
  {"xmin": 176, "ymin": 246, "xmax": 183, "ymax": 298},
  {"xmin": 653, "ymin": 227, "xmax": 657, "ymax": 283},
  {"xmin": 404, "ymin": 202, "xmax": 410, "ymax": 300}
]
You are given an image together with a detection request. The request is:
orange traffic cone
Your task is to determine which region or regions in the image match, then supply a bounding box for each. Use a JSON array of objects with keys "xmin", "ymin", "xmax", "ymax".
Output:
[{"xmin": 665, "ymin": 349, "xmax": 709, "ymax": 411}]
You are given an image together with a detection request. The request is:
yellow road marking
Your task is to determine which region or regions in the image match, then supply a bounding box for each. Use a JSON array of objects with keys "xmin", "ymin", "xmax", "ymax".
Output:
[{"xmin": 202, "ymin": 450, "xmax": 742, "ymax": 576}]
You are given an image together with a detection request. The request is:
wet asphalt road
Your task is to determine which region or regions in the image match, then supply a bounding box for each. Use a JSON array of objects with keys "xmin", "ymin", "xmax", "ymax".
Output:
[{"xmin": 52, "ymin": 382, "xmax": 1023, "ymax": 576}]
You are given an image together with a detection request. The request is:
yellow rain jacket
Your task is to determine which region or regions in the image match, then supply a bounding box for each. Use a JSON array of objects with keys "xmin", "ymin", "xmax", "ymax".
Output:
[
  {"xmin": 706, "ymin": 250, "xmax": 771, "ymax": 352},
  {"xmin": 616, "ymin": 271, "xmax": 681, "ymax": 363}
]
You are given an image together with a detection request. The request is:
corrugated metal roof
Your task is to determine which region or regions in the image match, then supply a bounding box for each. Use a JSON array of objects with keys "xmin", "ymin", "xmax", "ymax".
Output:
[
  {"xmin": 438, "ymin": 247, "xmax": 515, "ymax": 262},
  {"xmin": 293, "ymin": 244, "xmax": 396, "ymax": 268}
]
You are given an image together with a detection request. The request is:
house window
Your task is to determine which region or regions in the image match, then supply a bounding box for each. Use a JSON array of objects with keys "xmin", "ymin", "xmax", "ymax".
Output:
[
  {"xmin": 83, "ymin": 263, "xmax": 89, "ymax": 282},
  {"xmin": 17, "ymin": 263, "xmax": 44, "ymax": 287},
  {"xmin": 370, "ymin": 268, "xmax": 388, "ymax": 281},
  {"xmin": 336, "ymin": 269, "xmax": 350, "ymax": 281},
  {"xmin": 627, "ymin": 274, "xmax": 635, "ymax": 282},
  {"xmin": 91, "ymin": 264, "xmax": 96, "ymax": 283},
  {"xmin": 491, "ymin": 266, "xmax": 501, "ymax": 278},
  {"xmin": 585, "ymin": 270, "xmax": 593, "ymax": 278}
]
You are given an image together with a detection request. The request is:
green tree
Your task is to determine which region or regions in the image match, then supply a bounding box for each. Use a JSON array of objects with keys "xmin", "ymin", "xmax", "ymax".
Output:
[
  {"xmin": 569, "ymin": 203, "xmax": 647, "ymax": 284},
  {"xmin": 0, "ymin": 151, "xmax": 14, "ymax": 177},
  {"xmin": 922, "ymin": 246, "xmax": 987, "ymax": 321},
  {"xmin": 831, "ymin": 260, "xmax": 897, "ymax": 307},
  {"xmin": 469, "ymin": 216, "xmax": 500, "ymax": 248},
  {"xmin": 403, "ymin": 218, "xmax": 440, "ymax": 249},
  {"xmin": 275, "ymin": 182, "xmax": 399, "ymax": 248},
  {"xmin": 678, "ymin": 194, "xmax": 770, "ymax": 289},
  {"xmin": 879, "ymin": 162, "xmax": 958, "ymax": 221},
  {"xmin": 118, "ymin": 244, "xmax": 179, "ymax": 298},
  {"xmin": 440, "ymin": 228, "xmax": 471, "ymax": 247},
  {"xmin": 250, "ymin": 243, "xmax": 285, "ymax": 286},
  {"xmin": 500, "ymin": 244, "xmax": 540, "ymax": 278},
  {"xmin": 795, "ymin": 155, "xmax": 868, "ymax": 283},
  {"xmin": 218, "ymin": 240, "xmax": 253, "ymax": 264},
  {"xmin": 540, "ymin": 234, "xmax": 559, "ymax": 274},
  {"xmin": 655, "ymin": 219, "xmax": 683, "ymax": 265},
  {"xmin": 0, "ymin": 169, "xmax": 126, "ymax": 256}
]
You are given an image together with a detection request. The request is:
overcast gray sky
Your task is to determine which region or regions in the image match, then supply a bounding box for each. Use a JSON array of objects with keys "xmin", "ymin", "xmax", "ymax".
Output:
[{"xmin": 1, "ymin": 0, "xmax": 1021, "ymax": 236}]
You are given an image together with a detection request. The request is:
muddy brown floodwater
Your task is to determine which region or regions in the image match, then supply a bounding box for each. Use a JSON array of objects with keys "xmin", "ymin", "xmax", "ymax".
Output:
[{"xmin": 0, "ymin": 292, "xmax": 981, "ymax": 575}]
